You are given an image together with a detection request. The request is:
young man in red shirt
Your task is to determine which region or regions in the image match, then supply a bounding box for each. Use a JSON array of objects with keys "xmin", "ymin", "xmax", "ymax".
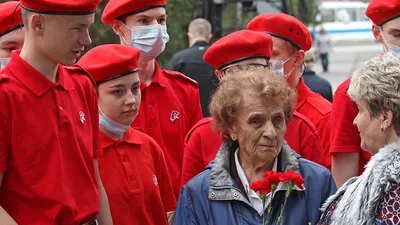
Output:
[
  {"xmin": 180, "ymin": 30, "xmax": 325, "ymax": 187},
  {"xmin": 330, "ymin": 0, "xmax": 400, "ymax": 187},
  {"xmin": 78, "ymin": 44, "xmax": 176, "ymax": 225},
  {"xmin": 0, "ymin": 1, "xmax": 24, "ymax": 63},
  {"xmin": 0, "ymin": 1, "xmax": 112, "ymax": 224},
  {"xmin": 101, "ymin": 0, "xmax": 203, "ymax": 197},
  {"xmin": 247, "ymin": 14, "xmax": 332, "ymax": 168}
]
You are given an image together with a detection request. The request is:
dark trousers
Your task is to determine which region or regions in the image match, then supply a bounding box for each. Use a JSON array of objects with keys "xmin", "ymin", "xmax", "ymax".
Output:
[{"xmin": 320, "ymin": 53, "xmax": 329, "ymax": 72}]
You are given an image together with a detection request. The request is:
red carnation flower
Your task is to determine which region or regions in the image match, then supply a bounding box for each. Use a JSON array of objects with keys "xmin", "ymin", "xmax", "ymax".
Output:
[
  {"xmin": 279, "ymin": 170, "xmax": 305, "ymax": 190},
  {"xmin": 263, "ymin": 171, "xmax": 282, "ymax": 185},
  {"xmin": 250, "ymin": 180, "xmax": 272, "ymax": 195}
]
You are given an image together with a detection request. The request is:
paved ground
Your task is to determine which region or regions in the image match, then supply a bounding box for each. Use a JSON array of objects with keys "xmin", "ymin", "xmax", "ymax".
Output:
[{"xmin": 311, "ymin": 42, "xmax": 383, "ymax": 93}]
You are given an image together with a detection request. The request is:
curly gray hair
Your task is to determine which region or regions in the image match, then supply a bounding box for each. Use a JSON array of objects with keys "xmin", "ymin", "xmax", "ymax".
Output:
[{"xmin": 348, "ymin": 54, "xmax": 400, "ymax": 135}]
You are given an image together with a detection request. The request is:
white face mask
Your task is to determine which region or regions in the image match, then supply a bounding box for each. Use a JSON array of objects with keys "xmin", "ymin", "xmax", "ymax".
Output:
[
  {"xmin": 121, "ymin": 23, "xmax": 170, "ymax": 61},
  {"xmin": 99, "ymin": 112, "xmax": 131, "ymax": 137},
  {"xmin": 0, "ymin": 58, "xmax": 10, "ymax": 69},
  {"xmin": 380, "ymin": 28, "xmax": 400, "ymax": 57},
  {"xmin": 270, "ymin": 54, "xmax": 295, "ymax": 78}
]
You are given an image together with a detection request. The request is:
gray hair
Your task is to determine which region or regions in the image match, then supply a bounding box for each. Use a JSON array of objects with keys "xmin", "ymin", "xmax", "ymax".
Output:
[
  {"xmin": 348, "ymin": 54, "xmax": 400, "ymax": 135},
  {"xmin": 188, "ymin": 18, "xmax": 212, "ymax": 39}
]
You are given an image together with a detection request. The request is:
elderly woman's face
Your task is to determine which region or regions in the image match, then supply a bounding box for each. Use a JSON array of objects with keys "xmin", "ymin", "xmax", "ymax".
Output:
[
  {"xmin": 353, "ymin": 100, "xmax": 387, "ymax": 155},
  {"xmin": 231, "ymin": 91, "xmax": 287, "ymax": 161}
]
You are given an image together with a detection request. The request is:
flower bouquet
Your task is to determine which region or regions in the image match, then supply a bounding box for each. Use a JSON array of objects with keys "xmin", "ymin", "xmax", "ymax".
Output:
[{"xmin": 250, "ymin": 170, "xmax": 305, "ymax": 225}]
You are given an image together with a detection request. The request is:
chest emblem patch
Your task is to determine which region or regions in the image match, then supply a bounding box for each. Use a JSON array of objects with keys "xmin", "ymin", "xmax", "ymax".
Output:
[
  {"xmin": 170, "ymin": 110, "xmax": 180, "ymax": 123},
  {"xmin": 79, "ymin": 111, "xmax": 86, "ymax": 124},
  {"xmin": 153, "ymin": 175, "xmax": 159, "ymax": 186}
]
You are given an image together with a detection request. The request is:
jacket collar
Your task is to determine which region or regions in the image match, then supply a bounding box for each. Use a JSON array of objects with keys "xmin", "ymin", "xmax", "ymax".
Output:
[
  {"xmin": 192, "ymin": 40, "xmax": 210, "ymax": 47},
  {"xmin": 295, "ymin": 78, "xmax": 313, "ymax": 110},
  {"xmin": 7, "ymin": 50, "xmax": 74, "ymax": 97},
  {"xmin": 100, "ymin": 127, "xmax": 143, "ymax": 149},
  {"xmin": 209, "ymin": 140, "xmax": 304, "ymax": 203}
]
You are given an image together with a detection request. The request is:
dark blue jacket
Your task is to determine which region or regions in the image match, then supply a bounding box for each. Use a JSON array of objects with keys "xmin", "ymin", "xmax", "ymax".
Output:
[
  {"xmin": 303, "ymin": 68, "xmax": 333, "ymax": 102},
  {"xmin": 173, "ymin": 141, "xmax": 337, "ymax": 225}
]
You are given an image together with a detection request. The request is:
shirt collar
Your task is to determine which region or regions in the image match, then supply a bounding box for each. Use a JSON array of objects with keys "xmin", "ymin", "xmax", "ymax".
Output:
[
  {"xmin": 295, "ymin": 78, "xmax": 312, "ymax": 110},
  {"xmin": 100, "ymin": 127, "xmax": 143, "ymax": 149},
  {"xmin": 192, "ymin": 40, "xmax": 210, "ymax": 47},
  {"xmin": 148, "ymin": 60, "xmax": 167, "ymax": 88},
  {"xmin": 7, "ymin": 50, "xmax": 74, "ymax": 97},
  {"xmin": 234, "ymin": 148, "xmax": 278, "ymax": 194}
]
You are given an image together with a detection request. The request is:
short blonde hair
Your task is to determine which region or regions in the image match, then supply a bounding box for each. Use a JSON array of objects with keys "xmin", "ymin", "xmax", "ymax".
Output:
[
  {"xmin": 188, "ymin": 18, "xmax": 211, "ymax": 39},
  {"xmin": 348, "ymin": 54, "xmax": 400, "ymax": 135},
  {"xmin": 210, "ymin": 67, "xmax": 297, "ymax": 139}
]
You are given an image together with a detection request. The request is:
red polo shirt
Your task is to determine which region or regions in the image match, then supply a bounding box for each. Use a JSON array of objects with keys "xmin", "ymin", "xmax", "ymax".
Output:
[
  {"xmin": 99, "ymin": 127, "xmax": 176, "ymax": 225},
  {"xmin": 180, "ymin": 112, "xmax": 325, "ymax": 187},
  {"xmin": 330, "ymin": 78, "xmax": 371, "ymax": 174},
  {"xmin": 0, "ymin": 51, "xmax": 100, "ymax": 224},
  {"xmin": 296, "ymin": 78, "xmax": 332, "ymax": 167},
  {"xmin": 131, "ymin": 61, "xmax": 203, "ymax": 197}
]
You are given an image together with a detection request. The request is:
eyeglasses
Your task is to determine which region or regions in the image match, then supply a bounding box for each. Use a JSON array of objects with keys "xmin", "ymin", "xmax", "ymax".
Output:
[{"xmin": 221, "ymin": 63, "xmax": 270, "ymax": 74}]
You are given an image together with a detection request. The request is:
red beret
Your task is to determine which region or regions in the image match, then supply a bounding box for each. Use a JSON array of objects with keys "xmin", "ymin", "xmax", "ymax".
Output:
[
  {"xmin": 203, "ymin": 30, "xmax": 273, "ymax": 69},
  {"xmin": 102, "ymin": 0, "xmax": 167, "ymax": 25},
  {"xmin": 366, "ymin": 0, "xmax": 400, "ymax": 26},
  {"xmin": 77, "ymin": 44, "xmax": 140, "ymax": 84},
  {"xmin": 0, "ymin": 1, "xmax": 23, "ymax": 37},
  {"xmin": 20, "ymin": 0, "xmax": 101, "ymax": 15},
  {"xmin": 247, "ymin": 13, "xmax": 312, "ymax": 51}
]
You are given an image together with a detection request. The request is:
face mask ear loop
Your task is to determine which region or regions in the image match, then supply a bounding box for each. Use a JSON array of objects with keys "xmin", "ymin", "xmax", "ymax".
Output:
[
  {"xmin": 379, "ymin": 27, "xmax": 390, "ymax": 53},
  {"xmin": 119, "ymin": 21, "xmax": 133, "ymax": 45}
]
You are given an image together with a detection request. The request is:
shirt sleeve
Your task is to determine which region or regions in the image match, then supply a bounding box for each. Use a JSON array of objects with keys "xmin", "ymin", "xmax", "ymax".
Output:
[
  {"xmin": 300, "ymin": 128, "xmax": 326, "ymax": 167},
  {"xmin": 315, "ymin": 113, "xmax": 332, "ymax": 167},
  {"xmin": 156, "ymin": 143, "xmax": 177, "ymax": 213},
  {"xmin": 188, "ymin": 87, "xmax": 203, "ymax": 131},
  {"xmin": 180, "ymin": 130, "xmax": 206, "ymax": 188},
  {"xmin": 89, "ymin": 86, "xmax": 102, "ymax": 159},
  {"xmin": 330, "ymin": 84, "xmax": 361, "ymax": 154},
  {"xmin": 0, "ymin": 112, "xmax": 11, "ymax": 172}
]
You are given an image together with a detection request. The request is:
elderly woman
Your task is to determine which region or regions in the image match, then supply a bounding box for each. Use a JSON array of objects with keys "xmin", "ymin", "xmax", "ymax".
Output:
[
  {"xmin": 173, "ymin": 67, "xmax": 336, "ymax": 225},
  {"xmin": 318, "ymin": 54, "xmax": 400, "ymax": 225}
]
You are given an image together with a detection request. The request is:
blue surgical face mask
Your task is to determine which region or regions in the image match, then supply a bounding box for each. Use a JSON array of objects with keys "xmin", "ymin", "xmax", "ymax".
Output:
[
  {"xmin": 270, "ymin": 54, "xmax": 295, "ymax": 78},
  {"xmin": 121, "ymin": 23, "xmax": 170, "ymax": 61},
  {"xmin": 380, "ymin": 28, "xmax": 400, "ymax": 57},
  {"xmin": 99, "ymin": 112, "xmax": 130, "ymax": 137},
  {"xmin": 0, "ymin": 58, "xmax": 10, "ymax": 69}
]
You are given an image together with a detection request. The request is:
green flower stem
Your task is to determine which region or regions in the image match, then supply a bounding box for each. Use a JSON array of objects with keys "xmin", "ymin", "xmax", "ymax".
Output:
[
  {"xmin": 277, "ymin": 181, "xmax": 294, "ymax": 225},
  {"xmin": 264, "ymin": 185, "xmax": 277, "ymax": 225}
]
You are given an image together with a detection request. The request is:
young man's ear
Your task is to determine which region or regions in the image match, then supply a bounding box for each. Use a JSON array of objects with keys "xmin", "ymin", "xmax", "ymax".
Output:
[
  {"xmin": 294, "ymin": 50, "xmax": 305, "ymax": 67},
  {"xmin": 372, "ymin": 24, "xmax": 383, "ymax": 43},
  {"xmin": 110, "ymin": 19, "xmax": 123, "ymax": 36},
  {"xmin": 31, "ymin": 13, "xmax": 45, "ymax": 35}
]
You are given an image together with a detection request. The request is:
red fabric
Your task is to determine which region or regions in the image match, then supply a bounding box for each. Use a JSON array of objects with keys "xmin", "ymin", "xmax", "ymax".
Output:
[
  {"xmin": 247, "ymin": 13, "xmax": 312, "ymax": 51},
  {"xmin": 131, "ymin": 61, "xmax": 203, "ymax": 198},
  {"xmin": 99, "ymin": 127, "xmax": 176, "ymax": 225},
  {"xmin": 296, "ymin": 78, "xmax": 332, "ymax": 167},
  {"xmin": 20, "ymin": 0, "xmax": 100, "ymax": 14},
  {"xmin": 0, "ymin": 51, "xmax": 101, "ymax": 224},
  {"xmin": 180, "ymin": 113, "xmax": 325, "ymax": 187},
  {"xmin": 102, "ymin": 0, "xmax": 167, "ymax": 25},
  {"xmin": 203, "ymin": 30, "xmax": 273, "ymax": 69},
  {"xmin": 330, "ymin": 78, "xmax": 371, "ymax": 175},
  {"xmin": 366, "ymin": 0, "xmax": 400, "ymax": 25},
  {"xmin": 77, "ymin": 44, "xmax": 140, "ymax": 83},
  {"xmin": 0, "ymin": 1, "xmax": 22, "ymax": 36}
]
